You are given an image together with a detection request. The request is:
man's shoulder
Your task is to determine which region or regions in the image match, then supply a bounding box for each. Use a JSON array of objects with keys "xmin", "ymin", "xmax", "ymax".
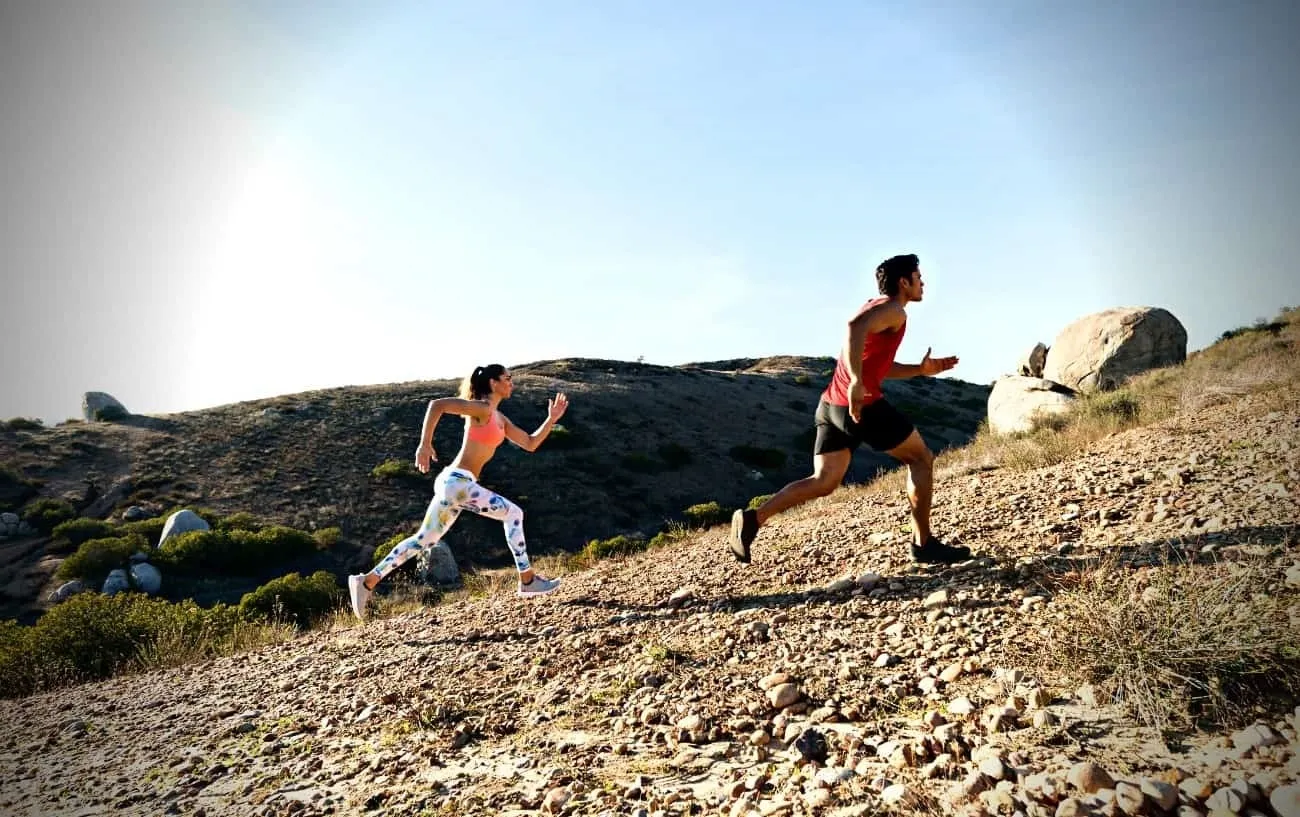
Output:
[{"xmin": 860, "ymin": 298, "xmax": 906, "ymax": 328}]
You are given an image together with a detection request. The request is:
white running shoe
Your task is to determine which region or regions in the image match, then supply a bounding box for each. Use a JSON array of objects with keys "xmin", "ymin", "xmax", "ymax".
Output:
[
  {"xmin": 518, "ymin": 574, "xmax": 561, "ymax": 598},
  {"xmin": 348, "ymin": 574, "xmax": 372, "ymax": 620}
]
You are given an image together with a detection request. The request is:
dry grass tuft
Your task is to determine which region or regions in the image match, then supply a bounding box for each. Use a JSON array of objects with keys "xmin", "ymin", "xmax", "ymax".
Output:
[
  {"xmin": 134, "ymin": 615, "xmax": 299, "ymax": 670},
  {"xmin": 1040, "ymin": 549, "xmax": 1300, "ymax": 735}
]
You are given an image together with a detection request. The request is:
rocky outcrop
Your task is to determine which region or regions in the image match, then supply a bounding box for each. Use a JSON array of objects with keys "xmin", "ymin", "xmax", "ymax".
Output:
[
  {"xmin": 1043, "ymin": 307, "xmax": 1187, "ymax": 392},
  {"xmin": 81, "ymin": 392, "xmax": 128, "ymax": 422},
  {"xmin": 420, "ymin": 540, "xmax": 461, "ymax": 585},
  {"xmin": 1018, "ymin": 343, "xmax": 1048, "ymax": 378},
  {"xmin": 987, "ymin": 376, "xmax": 1078, "ymax": 435}
]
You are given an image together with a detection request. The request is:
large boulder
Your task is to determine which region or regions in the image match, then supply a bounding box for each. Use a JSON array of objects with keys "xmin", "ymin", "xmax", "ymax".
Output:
[
  {"xmin": 82, "ymin": 392, "xmax": 128, "ymax": 422},
  {"xmin": 49, "ymin": 580, "xmax": 87, "ymax": 603},
  {"xmin": 130, "ymin": 562, "xmax": 162, "ymax": 595},
  {"xmin": 988, "ymin": 376, "xmax": 1079, "ymax": 435},
  {"xmin": 102, "ymin": 569, "xmax": 131, "ymax": 596},
  {"xmin": 419, "ymin": 541, "xmax": 461, "ymax": 585},
  {"xmin": 158, "ymin": 509, "xmax": 210, "ymax": 548},
  {"xmin": 1043, "ymin": 307, "xmax": 1187, "ymax": 392}
]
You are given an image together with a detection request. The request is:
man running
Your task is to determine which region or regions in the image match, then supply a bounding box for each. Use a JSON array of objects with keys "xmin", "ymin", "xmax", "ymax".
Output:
[{"xmin": 729, "ymin": 253, "xmax": 972, "ymax": 565}]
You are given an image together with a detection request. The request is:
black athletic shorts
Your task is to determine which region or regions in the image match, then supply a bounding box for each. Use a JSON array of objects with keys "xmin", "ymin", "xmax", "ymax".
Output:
[{"xmin": 813, "ymin": 398, "xmax": 915, "ymax": 455}]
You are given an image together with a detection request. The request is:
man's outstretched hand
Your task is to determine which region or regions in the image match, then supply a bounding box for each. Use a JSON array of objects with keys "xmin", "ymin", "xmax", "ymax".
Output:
[{"xmin": 919, "ymin": 347, "xmax": 959, "ymax": 376}]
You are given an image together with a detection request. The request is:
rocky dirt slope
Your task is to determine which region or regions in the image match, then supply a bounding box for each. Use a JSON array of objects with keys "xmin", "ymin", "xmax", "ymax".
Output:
[{"xmin": 0, "ymin": 380, "xmax": 1297, "ymax": 817}]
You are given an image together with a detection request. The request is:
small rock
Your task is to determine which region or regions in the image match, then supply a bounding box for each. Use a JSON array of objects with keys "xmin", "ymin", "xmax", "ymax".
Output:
[
  {"xmin": 767, "ymin": 683, "xmax": 801, "ymax": 710},
  {"xmin": 1114, "ymin": 781, "xmax": 1146, "ymax": 816},
  {"xmin": 1271, "ymin": 784, "xmax": 1300, "ymax": 817},
  {"xmin": 1068, "ymin": 761, "xmax": 1114, "ymax": 794}
]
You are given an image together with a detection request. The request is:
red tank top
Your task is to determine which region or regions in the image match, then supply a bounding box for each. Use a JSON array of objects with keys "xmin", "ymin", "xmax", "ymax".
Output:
[{"xmin": 822, "ymin": 297, "xmax": 906, "ymax": 407}]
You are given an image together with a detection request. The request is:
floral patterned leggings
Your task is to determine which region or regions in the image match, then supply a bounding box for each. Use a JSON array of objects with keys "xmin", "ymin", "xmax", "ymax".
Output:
[{"xmin": 370, "ymin": 467, "xmax": 531, "ymax": 580}]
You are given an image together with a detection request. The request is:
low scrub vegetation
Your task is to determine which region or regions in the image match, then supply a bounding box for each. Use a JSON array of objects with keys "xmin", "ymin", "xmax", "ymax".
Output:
[
  {"xmin": 155, "ymin": 525, "xmax": 321, "ymax": 575},
  {"xmin": 729, "ymin": 444, "xmax": 787, "ymax": 470},
  {"xmin": 1039, "ymin": 551, "xmax": 1300, "ymax": 735},
  {"xmin": 0, "ymin": 466, "xmax": 40, "ymax": 512},
  {"xmin": 3, "ymin": 417, "xmax": 45, "ymax": 431},
  {"xmin": 55, "ymin": 534, "xmax": 148, "ymax": 584},
  {"xmin": 0, "ymin": 592, "xmax": 301, "ymax": 700},
  {"xmin": 238, "ymin": 570, "xmax": 343, "ymax": 628},
  {"xmin": 19, "ymin": 498, "xmax": 77, "ymax": 533},
  {"xmin": 681, "ymin": 501, "xmax": 729, "ymax": 528},
  {"xmin": 371, "ymin": 458, "xmax": 423, "ymax": 482}
]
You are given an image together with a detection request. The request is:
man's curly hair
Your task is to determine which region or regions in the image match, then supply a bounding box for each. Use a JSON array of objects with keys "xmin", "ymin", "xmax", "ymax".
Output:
[{"xmin": 875, "ymin": 254, "xmax": 919, "ymax": 296}]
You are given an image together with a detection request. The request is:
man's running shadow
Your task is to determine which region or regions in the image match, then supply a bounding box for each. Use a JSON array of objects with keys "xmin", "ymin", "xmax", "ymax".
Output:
[{"xmin": 401, "ymin": 522, "xmax": 1297, "ymax": 650}]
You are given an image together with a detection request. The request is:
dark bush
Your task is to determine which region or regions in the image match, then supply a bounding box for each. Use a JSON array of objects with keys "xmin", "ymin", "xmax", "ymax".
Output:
[
  {"xmin": 682, "ymin": 501, "xmax": 729, "ymax": 528},
  {"xmin": 52, "ymin": 517, "xmax": 118, "ymax": 549},
  {"xmin": 156, "ymin": 525, "xmax": 319, "ymax": 575},
  {"xmin": 371, "ymin": 459, "xmax": 422, "ymax": 482},
  {"xmin": 620, "ymin": 452, "xmax": 662, "ymax": 473},
  {"xmin": 581, "ymin": 534, "xmax": 647, "ymax": 561},
  {"xmin": 55, "ymin": 534, "xmax": 146, "ymax": 584},
  {"xmin": 20, "ymin": 498, "xmax": 77, "ymax": 533},
  {"xmin": 729, "ymin": 444, "xmax": 787, "ymax": 470},
  {"xmin": 216, "ymin": 511, "xmax": 264, "ymax": 532},
  {"xmin": 0, "ymin": 467, "xmax": 40, "ymax": 512},
  {"xmin": 0, "ymin": 593, "xmax": 248, "ymax": 698},
  {"xmin": 657, "ymin": 442, "xmax": 693, "ymax": 468},
  {"xmin": 238, "ymin": 571, "xmax": 342, "ymax": 629},
  {"xmin": 119, "ymin": 516, "xmax": 168, "ymax": 547}
]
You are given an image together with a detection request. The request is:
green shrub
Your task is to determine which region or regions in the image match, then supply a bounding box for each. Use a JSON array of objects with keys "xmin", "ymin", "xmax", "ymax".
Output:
[
  {"xmin": 313, "ymin": 527, "xmax": 343, "ymax": 548},
  {"xmin": 620, "ymin": 452, "xmax": 662, "ymax": 473},
  {"xmin": 373, "ymin": 531, "xmax": 409, "ymax": 567},
  {"xmin": 794, "ymin": 374, "xmax": 813, "ymax": 386},
  {"xmin": 4, "ymin": 417, "xmax": 44, "ymax": 431},
  {"xmin": 0, "ymin": 593, "xmax": 270, "ymax": 699},
  {"xmin": 91, "ymin": 405, "xmax": 129, "ymax": 422},
  {"xmin": 648, "ymin": 524, "xmax": 691, "ymax": 550},
  {"xmin": 156, "ymin": 525, "xmax": 319, "ymax": 575},
  {"xmin": 682, "ymin": 501, "xmax": 729, "ymax": 528},
  {"xmin": 581, "ymin": 534, "xmax": 647, "ymax": 561},
  {"xmin": 20, "ymin": 498, "xmax": 77, "ymax": 533},
  {"xmin": 1085, "ymin": 389, "xmax": 1142, "ymax": 422},
  {"xmin": 0, "ymin": 467, "xmax": 40, "ymax": 513},
  {"xmin": 747, "ymin": 494, "xmax": 773, "ymax": 511},
  {"xmin": 371, "ymin": 458, "xmax": 422, "ymax": 482},
  {"xmin": 119, "ymin": 516, "xmax": 168, "ymax": 546},
  {"xmin": 238, "ymin": 571, "xmax": 342, "ymax": 629},
  {"xmin": 55, "ymin": 534, "xmax": 146, "ymax": 583},
  {"xmin": 729, "ymin": 444, "xmax": 787, "ymax": 470},
  {"xmin": 657, "ymin": 442, "xmax": 693, "ymax": 468},
  {"xmin": 544, "ymin": 424, "xmax": 587, "ymax": 449},
  {"xmin": 52, "ymin": 517, "xmax": 118, "ymax": 549},
  {"xmin": 216, "ymin": 511, "xmax": 264, "ymax": 532}
]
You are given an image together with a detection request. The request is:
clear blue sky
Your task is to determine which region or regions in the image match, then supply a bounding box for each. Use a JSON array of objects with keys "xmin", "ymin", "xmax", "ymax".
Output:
[{"xmin": 2, "ymin": 1, "xmax": 1297, "ymax": 424}]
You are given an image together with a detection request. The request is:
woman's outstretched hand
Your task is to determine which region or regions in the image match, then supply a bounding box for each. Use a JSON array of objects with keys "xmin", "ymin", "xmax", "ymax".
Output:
[
  {"xmin": 415, "ymin": 442, "xmax": 436, "ymax": 474},
  {"xmin": 548, "ymin": 392, "xmax": 569, "ymax": 422}
]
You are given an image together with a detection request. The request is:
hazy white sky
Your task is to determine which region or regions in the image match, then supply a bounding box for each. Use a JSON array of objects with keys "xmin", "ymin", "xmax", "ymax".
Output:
[{"xmin": 2, "ymin": 1, "xmax": 1297, "ymax": 423}]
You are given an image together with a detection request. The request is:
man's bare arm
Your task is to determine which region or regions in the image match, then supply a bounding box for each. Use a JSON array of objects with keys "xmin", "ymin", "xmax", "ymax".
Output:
[{"xmin": 887, "ymin": 348, "xmax": 959, "ymax": 379}]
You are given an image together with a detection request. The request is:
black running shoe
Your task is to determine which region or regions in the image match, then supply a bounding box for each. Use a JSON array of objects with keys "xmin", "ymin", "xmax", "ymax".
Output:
[
  {"xmin": 911, "ymin": 536, "xmax": 972, "ymax": 564},
  {"xmin": 729, "ymin": 508, "xmax": 758, "ymax": 563}
]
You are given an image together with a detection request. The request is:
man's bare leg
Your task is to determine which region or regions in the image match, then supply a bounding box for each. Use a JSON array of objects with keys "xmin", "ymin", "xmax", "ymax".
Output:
[
  {"xmin": 885, "ymin": 430, "xmax": 970, "ymax": 563},
  {"xmin": 884, "ymin": 431, "xmax": 934, "ymax": 545},
  {"xmin": 730, "ymin": 451, "xmax": 851, "ymax": 562}
]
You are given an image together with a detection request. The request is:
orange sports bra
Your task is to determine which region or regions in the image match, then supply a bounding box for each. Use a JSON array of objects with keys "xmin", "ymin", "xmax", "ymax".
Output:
[{"xmin": 467, "ymin": 410, "xmax": 506, "ymax": 447}]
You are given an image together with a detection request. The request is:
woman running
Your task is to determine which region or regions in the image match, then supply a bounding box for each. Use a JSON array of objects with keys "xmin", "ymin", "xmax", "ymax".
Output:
[{"xmin": 348, "ymin": 364, "xmax": 569, "ymax": 620}]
